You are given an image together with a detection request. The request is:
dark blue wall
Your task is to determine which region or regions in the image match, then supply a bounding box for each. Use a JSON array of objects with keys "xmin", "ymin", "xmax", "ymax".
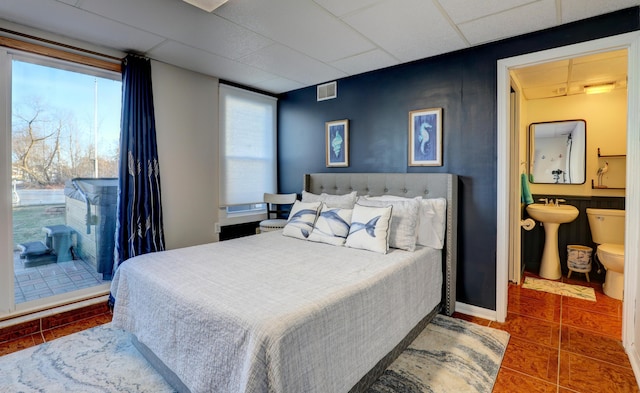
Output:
[{"xmin": 276, "ymin": 8, "xmax": 639, "ymax": 311}]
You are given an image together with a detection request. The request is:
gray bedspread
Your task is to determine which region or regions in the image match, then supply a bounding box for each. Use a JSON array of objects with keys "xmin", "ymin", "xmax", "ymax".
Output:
[{"xmin": 110, "ymin": 230, "xmax": 442, "ymax": 393}]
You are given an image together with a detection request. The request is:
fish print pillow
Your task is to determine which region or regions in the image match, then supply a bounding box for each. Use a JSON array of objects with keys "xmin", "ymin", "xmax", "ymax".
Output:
[
  {"xmin": 282, "ymin": 200, "xmax": 321, "ymax": 240},
  {"xmin": 307, "ymin": 204, "xmax": 353, "ymax": 246},
  {"xmin": 345, "ymin": 204, "xmax": 392, "ymax": 254}
]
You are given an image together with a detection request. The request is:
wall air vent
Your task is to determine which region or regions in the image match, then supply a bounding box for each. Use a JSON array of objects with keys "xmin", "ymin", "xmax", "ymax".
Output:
[{"xmin": 317, "ymin": 81, "xmax": 337, "ymax": 101}]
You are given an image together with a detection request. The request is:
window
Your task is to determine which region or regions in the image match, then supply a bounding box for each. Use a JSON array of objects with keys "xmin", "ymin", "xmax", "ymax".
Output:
[
  {"xmin": 1, "ymin": 46, "xmax": 121, "ymax": 315},
  {"xmin": 219, "ymin": 84, "xmax": 277, "ymax": 218}
]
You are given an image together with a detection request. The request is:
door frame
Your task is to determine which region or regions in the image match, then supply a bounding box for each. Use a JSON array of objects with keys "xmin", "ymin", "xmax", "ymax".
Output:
[{"xmin": 496, "ymin": 32, "xmax": 640, "ymax": 356}]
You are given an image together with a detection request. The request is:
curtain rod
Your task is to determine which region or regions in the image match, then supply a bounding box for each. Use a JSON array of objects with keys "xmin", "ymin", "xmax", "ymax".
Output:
[{"xmin": 0, "ymin": 26, "xmax": 122, "ymax": 62}]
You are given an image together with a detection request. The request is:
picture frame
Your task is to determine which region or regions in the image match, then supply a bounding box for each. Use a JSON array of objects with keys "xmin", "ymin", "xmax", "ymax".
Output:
[
  {"xmin": 326, "ymin": 119, "xmax": 349, "ymax": 167},
  {"xmin": 408, "ymin": 108, "xmax": 442, "ymax": 166}
]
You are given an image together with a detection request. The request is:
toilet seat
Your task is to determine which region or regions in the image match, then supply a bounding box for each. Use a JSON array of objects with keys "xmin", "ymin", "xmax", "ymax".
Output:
[{"xmin": 597, "ymin": 243, "xmax": 625, "ymax": 271}]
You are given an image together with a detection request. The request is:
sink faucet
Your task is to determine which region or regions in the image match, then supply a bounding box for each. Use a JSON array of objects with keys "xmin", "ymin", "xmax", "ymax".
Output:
[
  {"xmin": 555, "ymin": 198, "xmax": 566, "ymax": 206},
  {"xmin": 539, "ymin": 198, "xmax": 549, "ymax": 205}
]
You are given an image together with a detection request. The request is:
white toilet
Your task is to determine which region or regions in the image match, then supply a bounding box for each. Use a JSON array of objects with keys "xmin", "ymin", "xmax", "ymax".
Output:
[{"xmin": 586, "ymin": 208, "xmax": 625, "ymax": 300}]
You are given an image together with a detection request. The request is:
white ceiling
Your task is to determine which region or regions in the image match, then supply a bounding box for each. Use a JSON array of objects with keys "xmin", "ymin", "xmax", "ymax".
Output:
[
  {"xmin": 512, "ymin": 49, "xmax": 628, "ymax": 100},
  {"xmin": 0, "ymin": 0, "xmax": 638, "ymax": 94}
]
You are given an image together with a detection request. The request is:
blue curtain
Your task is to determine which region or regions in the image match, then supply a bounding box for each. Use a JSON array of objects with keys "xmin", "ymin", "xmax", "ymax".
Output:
[{"xmin": 113, "ymin": 55, "xmax": 165, "ymax": 274}]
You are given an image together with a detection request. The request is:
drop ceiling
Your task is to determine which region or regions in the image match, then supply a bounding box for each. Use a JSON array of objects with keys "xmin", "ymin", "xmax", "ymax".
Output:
[
  {"xmin": 0, "ymin": 0, "xmax": 638, "ymax": 94},
  {"xmin": 511, "ymin": 49, "xmax": 628, "ymax": 100}
]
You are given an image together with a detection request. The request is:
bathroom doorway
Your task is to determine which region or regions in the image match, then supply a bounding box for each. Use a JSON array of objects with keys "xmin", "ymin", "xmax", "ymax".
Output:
[{"xmin": 496, "ymin": 32, "xmax": 640, "ymax": 354}]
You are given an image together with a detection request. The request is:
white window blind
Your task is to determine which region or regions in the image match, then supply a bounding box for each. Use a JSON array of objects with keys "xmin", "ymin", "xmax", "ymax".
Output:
[{"xmin": 219, "ymin": 84, "xmax": 277, "ymax": 207}]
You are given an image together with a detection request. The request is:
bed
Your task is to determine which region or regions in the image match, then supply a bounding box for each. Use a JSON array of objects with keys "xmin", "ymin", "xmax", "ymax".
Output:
[{"xmin": 110, "ymin": 172, "xmax": 458, "ymax": 393}]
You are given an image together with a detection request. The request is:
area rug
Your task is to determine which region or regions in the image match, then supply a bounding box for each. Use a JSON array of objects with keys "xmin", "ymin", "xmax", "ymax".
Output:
[
  {"xmin": 0, "ymin": 324, "xmax": 175, "ymax": 393},
  {"xmin": 367, "ymin": 315, "xmax": 510, "ymax": 393},
  {"xmin": 0, "ymin": 316, "xmax": 509, "ymax": 393},
  {"xmin": 522, "ymin": 276, "xmax": 596, "ymax": 301}
]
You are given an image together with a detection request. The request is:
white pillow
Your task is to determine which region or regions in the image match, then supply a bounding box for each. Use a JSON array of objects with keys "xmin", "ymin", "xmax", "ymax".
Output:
[
  {"xmin": 301, "ymin": 190, "xmax": 357, "ymax": 209},
  {"xmin": 345, "ymin": 204, "xmax": 392, "ymax": 254},
  {"xmin": 357, "ymin": 196, "xmax": 420, "ymax": 251},
  {"xmin": 282, "ymin": 201, "xmax": 321, "ymax": 240},
  {"xmin": 366, "ymin": 195, "xmax": 447, "ymax": 249},
  {"xmin": 419, "ymin": 197, "xmax": 447, "ymax": 249},
  {"xmin": 307, "ymin": 204, "xmax": 353, "ymax": 246}
]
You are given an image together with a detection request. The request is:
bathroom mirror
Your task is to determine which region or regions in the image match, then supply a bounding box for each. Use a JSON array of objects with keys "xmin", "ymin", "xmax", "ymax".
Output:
[{"xmin": 529, "ymin": 120, "xmax": 586, "ymax": 184}]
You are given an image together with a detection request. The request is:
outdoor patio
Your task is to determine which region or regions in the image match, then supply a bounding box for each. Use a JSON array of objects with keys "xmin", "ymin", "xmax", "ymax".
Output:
[{"xmin": 13, "ymin": 251, "xmax": 108, "ymax": 304}]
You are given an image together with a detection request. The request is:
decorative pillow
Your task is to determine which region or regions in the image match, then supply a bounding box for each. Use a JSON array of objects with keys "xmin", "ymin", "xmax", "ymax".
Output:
[
  {"xmin": 358, "ymin": 196, "xmax": 421, "ymax": 251},
  {"xmin": 366, "ymin": 195, "xmax": 447, "ymax": 249},
  {"xmin": 282, "ymin": 201, "xmax": 321, "ymax": 240},
  {"xmin": 417, "ymin": 197, "xmax": 447, "ymax": 249},
  {"xmin": 301, "ymin": 190, "xmax": 357, "ymax": 209},
  {"xmin": 345, "ymin": 204, "xmax": 392, "ymax": 254},
  {"xmin": 307, "ymin": 204, "xmax": 353, "ymax": 246}
]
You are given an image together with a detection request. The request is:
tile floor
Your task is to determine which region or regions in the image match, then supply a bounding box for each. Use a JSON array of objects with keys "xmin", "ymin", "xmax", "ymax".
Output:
[
  {"xmin": 1, "ymin": 272, "xmax": 638, "ymax": 392},
  {"xmin": 455, "ymin": 271, "xmax": 638, "ymax": 393},
  {"xmin": 13, "ymin": 251, "xmax": 108, "ymax": 304}
]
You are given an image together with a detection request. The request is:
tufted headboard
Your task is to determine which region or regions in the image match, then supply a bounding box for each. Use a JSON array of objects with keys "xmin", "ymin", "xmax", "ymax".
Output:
[{"xmin": 303, "ymin": 173, "xmax": 458, "ymax": 316}]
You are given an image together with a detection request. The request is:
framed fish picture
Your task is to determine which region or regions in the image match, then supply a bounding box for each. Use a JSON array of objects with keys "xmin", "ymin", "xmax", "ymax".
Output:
[
  {"xmin": 326, "ymin": 119, "xmax": 349, "ymax": 167},
  {"xmin": 409, "ymin": 108, "xmax": 442, "ymax": 166}
]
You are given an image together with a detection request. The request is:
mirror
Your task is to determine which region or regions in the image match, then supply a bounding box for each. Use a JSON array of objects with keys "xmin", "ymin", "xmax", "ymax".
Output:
[{"xmin": 529, "ymin": 120, "xmax": 586, "ymax": 184}]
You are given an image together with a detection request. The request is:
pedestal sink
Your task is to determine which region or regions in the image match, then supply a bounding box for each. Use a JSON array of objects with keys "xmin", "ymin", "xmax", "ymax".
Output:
[{"xmin": 526, "ymin": 203, "xmax": 579, "ymax": 280}]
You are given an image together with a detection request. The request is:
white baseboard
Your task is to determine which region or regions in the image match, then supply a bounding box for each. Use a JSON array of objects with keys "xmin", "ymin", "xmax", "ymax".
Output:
[
  {"xmin": 628, "ymin": 343, "xmax": 640, "ymax": 388},
  {"xmin": 455, "ymin": 301, "xmax": 498, "ymax": 321}
]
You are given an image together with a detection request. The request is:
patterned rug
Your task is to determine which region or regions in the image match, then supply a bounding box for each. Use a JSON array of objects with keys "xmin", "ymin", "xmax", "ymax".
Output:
[
  {"xmin": 0, "ymin": 316, "xmax": 509, "ymax": 393},
  {"xmin": 368, "ymin": 315, "xmax": 509, "ymax": 393},
  {"xmin": 522, "ymin": 276, "xmax": 596, "ymax": 301}
]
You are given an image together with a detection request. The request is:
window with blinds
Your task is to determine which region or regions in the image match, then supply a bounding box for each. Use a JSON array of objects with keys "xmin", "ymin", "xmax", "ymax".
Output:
[{"xmin": 219, "ymin": 84, "xmax": 277, "ymax": 215}]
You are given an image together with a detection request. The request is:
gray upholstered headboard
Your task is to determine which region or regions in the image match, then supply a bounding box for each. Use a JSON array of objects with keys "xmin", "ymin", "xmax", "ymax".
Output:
[{"xmin": 304, "ymin": 173, "xmax": 458, "ymax": 316}]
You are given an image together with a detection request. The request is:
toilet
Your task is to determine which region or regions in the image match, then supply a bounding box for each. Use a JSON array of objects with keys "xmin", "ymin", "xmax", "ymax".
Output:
[{"xmin": 586, "ymin": 208, "xmax": 625, "ymax": 300}]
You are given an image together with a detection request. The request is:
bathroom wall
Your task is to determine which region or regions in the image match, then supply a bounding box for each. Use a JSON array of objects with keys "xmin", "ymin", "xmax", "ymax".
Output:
[
  {"xmin": 524, "ymin": 88, "xmax": 627, "ymax": 196},
  {"xmin": 520, "ymin": 87, "xmax": 627, "ymax": 279}
]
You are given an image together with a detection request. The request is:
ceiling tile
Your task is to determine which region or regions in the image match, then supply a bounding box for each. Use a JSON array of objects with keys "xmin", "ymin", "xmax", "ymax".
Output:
[
  {"xmin": 571, "ymin": 57, "xmax": 627, "ymax": 83},
  {"xmin": 148, "ymin": 40, "xmax": 278, "ymax": 87},
  {"xmin": 514, "ymin": 63, "xmax": 569, "ymax": 87},
  {"xmin": 312, "ymin": 0, "xmax": 384, "ymax": 17},
  {"xmin": 239, "ymin": 43, "xmax": 347, "ymax": 86},
  {"xmin": 522, "ymin": 83, "xmax": 567, "ymax": 100},
  {"xmin": 215, "ymin": 0, "xmax": 375, "ymax": 62},
  {"xmin": 250, "ymin": 77, "xmax": 306, "ymax": 93},
  {"xmin": 437, "ymin": 0, "xmax": 534, "ymax": 24},
  {"xmin": 343, "ymin": 0, "xmax": 468, "ymax": 62},
  {"xmin": 561, "ymin": 0, "xmax": 640, "ymax": 24},
  {"xmin": 80, "ymin": 0, "xmax": 273, "ymax": 60},
  {"xmin": 459, "ymin": 0, "xmax": 557, "ymax": 45},
  {"xmin": 330, "ymin": 49, "xmax": 398, "ymax": 75},
  {"xmin": 0, "ymin": 0, "xmax": 164, "ymax": 52}
]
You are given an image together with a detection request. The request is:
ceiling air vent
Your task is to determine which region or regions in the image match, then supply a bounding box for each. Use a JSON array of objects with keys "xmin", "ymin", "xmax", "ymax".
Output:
[{"xmin": 317, "ymin": 81, "xmax": 337, "ymax": 101}]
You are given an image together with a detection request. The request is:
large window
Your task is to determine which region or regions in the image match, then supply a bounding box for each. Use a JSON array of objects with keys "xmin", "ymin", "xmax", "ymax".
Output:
[
  {"xmin": 219, "ymin": 84, "xmax": 277, "ymax": 220},
  {"xmin": 1, "ymin": 47, "xmax": 121, "ymax": 315}
]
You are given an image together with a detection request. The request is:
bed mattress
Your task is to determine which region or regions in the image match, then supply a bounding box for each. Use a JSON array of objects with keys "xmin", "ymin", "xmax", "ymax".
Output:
[{"xmin": 111, "ymin": 230, "xmax": 442, "ymax": 393}]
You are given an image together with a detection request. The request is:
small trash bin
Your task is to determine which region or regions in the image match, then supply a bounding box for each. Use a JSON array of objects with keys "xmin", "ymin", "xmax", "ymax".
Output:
[{"xmin": 567, "ymin": 245, "xmax": 592, "ymax": 282}]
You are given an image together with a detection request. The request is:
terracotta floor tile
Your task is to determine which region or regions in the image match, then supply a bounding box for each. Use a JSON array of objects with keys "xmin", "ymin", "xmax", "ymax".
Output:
[
  {"xmin": 564, "ymin": 290, "xmax": 622, "ymax": 318},
  {"xmin": 451, "ymin": 312, "xmax": 491, "ymax": 326},
  {"xmin": 562, "ymin": 304, "xmax": 622, "ymax": 339},
  {"xmin": 501, "ymin": 336, "xmax": 559, "ymax": 382},
  {"xmin": 560, "ymin": 325, "xmax": 630, "ymax": 368},
  {"xmin": 489, "ymin": 312, "xmax": 560, "ymax": 348},
  {"xmin": 0, "ymin": 333, "xmax": 44, "ymax": 356},
  {"xmin": 493, "ymin": 367, "xmax": 557, "ymax": 393},
  {"xmin": 42, "ymin": 313, "xmax": 112, "ymax": 342},
  {"xmin": 559, "ymin": 350, "xmax": 639, "ymax": 393},
  {"xmin": 508, "ymin": 293, "xmax": 561, "ymax": 322},
  {"xmin": 510, "ymin": 282, "xmax": 563, "ymax": 303}
]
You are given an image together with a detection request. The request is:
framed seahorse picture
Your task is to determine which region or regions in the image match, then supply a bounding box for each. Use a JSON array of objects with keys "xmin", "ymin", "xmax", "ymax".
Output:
[
  {"xmin": 326, "ymin": 119, "xmax": 349, "ymax": 167},
  {"xmin": 409, "ymin": 108, "xmax": 442, "ymax": 166}
]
